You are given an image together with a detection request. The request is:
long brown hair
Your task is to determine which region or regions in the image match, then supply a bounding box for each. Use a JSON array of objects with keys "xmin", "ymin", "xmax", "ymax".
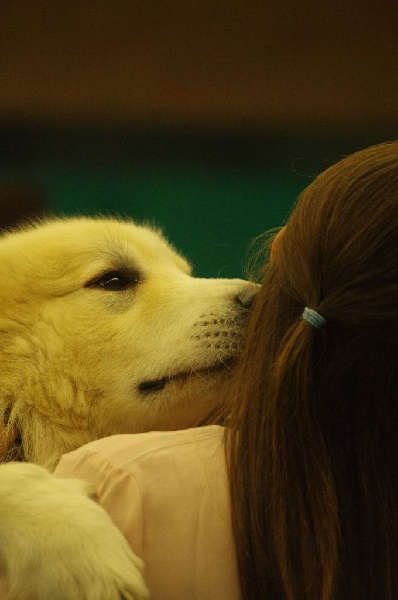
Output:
[{"xmin": 225, "ymin": 141, "xmax": 398, "ymax": 599}]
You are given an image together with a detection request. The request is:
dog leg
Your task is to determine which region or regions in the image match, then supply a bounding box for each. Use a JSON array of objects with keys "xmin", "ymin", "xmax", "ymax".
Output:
[{"xmin": 0, "ymin": 462, "xmax": 148, "ymax": 600}]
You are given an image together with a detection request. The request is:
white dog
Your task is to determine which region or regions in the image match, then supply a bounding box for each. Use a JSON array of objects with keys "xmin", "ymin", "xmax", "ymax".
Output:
[{"xmin": 0, "ymin": 217, "xmax": 257, "ymax": 599}]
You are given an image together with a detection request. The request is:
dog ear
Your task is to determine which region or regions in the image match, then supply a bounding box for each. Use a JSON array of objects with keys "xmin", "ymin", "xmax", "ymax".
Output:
[{"xmin": 0, "ymin": 405, "xmax": 24, "ymax": 462}]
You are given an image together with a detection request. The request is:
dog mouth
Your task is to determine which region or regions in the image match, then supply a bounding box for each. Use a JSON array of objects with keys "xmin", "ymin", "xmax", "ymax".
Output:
[{"xmin": 138, "ymin": 360, "xmax": 235, "ymax": 395}]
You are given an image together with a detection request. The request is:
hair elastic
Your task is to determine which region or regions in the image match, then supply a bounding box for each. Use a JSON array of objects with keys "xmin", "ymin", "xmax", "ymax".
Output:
[{"xmin": 302, "ymin": 307, "xmax": 326, "ymax": 329}]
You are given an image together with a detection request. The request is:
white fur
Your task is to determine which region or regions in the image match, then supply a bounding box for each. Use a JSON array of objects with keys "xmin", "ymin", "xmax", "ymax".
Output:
[
  {"xmin": 0, "ymin": 461, "xmax": 148, "ymax": 599},
  {"xmin": 0, "ymin": 217, "xmax": 257, "ymax": 599}
]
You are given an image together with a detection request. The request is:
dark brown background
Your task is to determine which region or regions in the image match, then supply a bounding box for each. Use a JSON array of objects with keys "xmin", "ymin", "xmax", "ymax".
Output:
[
  {"xmin": 0, "ymin": 1, "xmax": 397, "ymax": 277},
  {"xmin": 1, "ymin": 0, "xmax": 397, "ymax": 127}
]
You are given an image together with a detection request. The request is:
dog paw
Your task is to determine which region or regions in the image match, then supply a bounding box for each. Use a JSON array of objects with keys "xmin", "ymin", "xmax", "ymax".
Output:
[{"xmin": 0, "ymin": 462, "xmax": 149, "ymax": 600}]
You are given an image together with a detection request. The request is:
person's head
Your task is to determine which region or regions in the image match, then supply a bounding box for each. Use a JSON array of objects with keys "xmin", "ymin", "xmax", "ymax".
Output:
[{"xmin": 226, "ymin": 141, "xmax": 398, "ymax": 600}]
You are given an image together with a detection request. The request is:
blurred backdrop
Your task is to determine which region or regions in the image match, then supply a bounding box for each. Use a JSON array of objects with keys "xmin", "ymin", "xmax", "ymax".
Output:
[{"xmin": 0, "ymin": 0, "xmax": 397, "ymax": 277}]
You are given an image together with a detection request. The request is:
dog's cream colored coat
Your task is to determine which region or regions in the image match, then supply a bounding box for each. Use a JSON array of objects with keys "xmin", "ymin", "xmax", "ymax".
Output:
[{"xmin": 0, "ymin": 217, "xmax": 257, "ymax": 599}]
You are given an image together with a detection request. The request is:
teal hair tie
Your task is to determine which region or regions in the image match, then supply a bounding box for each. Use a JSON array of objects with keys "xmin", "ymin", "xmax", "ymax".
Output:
[{"xmin": 302, "ymin": 307, "xmax": 326, "ymax": 329}]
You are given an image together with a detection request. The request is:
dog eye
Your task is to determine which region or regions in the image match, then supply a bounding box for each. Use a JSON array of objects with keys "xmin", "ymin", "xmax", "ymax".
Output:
[{"xmin": 85, "ymin": 270, "xmax": 140, "ymax": 291}]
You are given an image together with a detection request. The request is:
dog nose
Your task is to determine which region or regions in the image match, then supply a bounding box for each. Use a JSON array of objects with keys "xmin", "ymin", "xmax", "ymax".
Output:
[{"xmin": 235, "ymin": 284, "xmax": 259, "ymax": 308}]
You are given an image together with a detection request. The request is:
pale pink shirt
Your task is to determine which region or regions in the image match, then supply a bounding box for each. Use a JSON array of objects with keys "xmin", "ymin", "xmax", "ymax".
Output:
[{"xmin": 54, "ymin": 425, "xmax": 241, "ymax": 600}]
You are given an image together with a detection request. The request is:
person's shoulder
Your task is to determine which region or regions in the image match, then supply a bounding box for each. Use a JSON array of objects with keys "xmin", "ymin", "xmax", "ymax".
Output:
[{"xmin": 66, "ymin": 425, "xmax": 224, "ymax": 469}]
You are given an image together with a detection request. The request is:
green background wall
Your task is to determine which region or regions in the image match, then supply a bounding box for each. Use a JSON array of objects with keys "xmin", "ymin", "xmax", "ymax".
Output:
[
  {"xmin": 0, "ymin": 165, "xmax": 302, "ymax": 279},
  {"xmin": 1, "ymin": 125, "xmax": 396, "ymax": 279}
]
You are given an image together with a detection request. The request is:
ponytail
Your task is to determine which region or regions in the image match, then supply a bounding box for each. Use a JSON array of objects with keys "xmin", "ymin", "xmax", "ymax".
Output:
[
  {"xmin": 225, "ymin": 141, "xmax": 398, "ymax": 600},
  {"xmin": 227, "ymin": 289, "xmax": 339, "ymax": 599},
  {"xmin": 266, "ymin": 319, "xmax": 339, "ymax": 600}
]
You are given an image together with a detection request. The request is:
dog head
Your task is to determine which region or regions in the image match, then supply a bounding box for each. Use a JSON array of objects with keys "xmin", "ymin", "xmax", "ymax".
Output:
[{"xmin": 0, "ymin": 217, "xmax": 258, "ymax": 469}]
